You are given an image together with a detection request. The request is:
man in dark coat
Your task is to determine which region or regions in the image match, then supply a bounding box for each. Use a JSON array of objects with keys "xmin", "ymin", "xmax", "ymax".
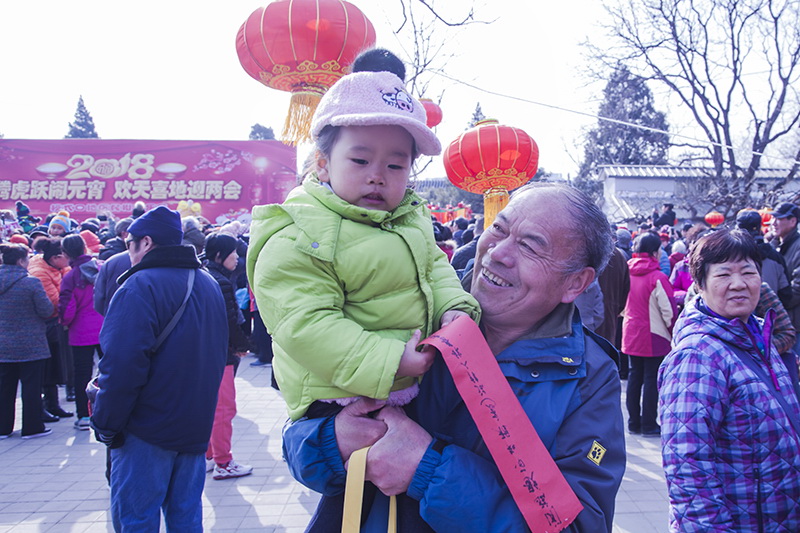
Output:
[{"xmin": 91, "ymin": 206, "xmax": 227, "ymax": 532}]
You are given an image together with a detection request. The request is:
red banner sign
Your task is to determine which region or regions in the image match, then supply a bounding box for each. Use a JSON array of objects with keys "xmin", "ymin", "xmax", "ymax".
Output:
[{"xmin": 0, "ymin": 139, "xmax": 297, "ymax": 224}]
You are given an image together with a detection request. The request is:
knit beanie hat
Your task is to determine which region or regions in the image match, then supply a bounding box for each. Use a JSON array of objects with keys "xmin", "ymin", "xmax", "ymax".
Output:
[
  {"xmin": 616, "ymin": 228, "xmax": 632, "ymax": 248},
  {"xmin": 204, "ymin": 233, "xmax": 238, "ymax": 263},
  {"xmin": 80, "ymin": 230, "xmax": 101, "ymax": 254},
  {"xmin": 310, "ymin": 71, "xmax": 441, "ymax": 156},
  {"xmin": 127, "ymin": 206, "xmax": 183, "ymax": 245},
  {"xmin": 15, "ymin": 201, "xmax": 30, "ymax": 217},
  {"xmin": 49, "ymin": 212, "xmax": 71, "ymax": 233},
  {"xmin": 9, "ymin": 234, "xmax": 29, "ymax": 245}
]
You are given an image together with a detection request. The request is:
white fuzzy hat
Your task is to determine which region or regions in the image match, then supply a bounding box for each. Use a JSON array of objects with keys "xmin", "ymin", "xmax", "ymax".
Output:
[{"xmin": 310, "ymin": 71, "xmax": 441, "ymax": 156}]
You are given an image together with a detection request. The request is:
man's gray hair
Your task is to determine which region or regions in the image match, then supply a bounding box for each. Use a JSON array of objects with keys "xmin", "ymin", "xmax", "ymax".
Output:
[
  {"xmin": 115, "ymin": 217, "xmax": 134, "ymax": 237},
  {"xmin": 182, "ymin": 216, "xmax": 202, "ymax": 232},
  {"xmin": 512, "ymin": 182, "xmax": 614, "ymax": 275}
]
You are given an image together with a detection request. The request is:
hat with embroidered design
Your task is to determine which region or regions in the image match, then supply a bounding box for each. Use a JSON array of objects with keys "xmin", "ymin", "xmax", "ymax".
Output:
[{"xmin": 310, "ymin": 48, "xmax": 441, "ymax": 157}]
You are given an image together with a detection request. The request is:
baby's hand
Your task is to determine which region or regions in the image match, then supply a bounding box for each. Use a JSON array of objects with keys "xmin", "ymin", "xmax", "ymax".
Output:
[
  {"xmin": 397, "ymin": 330, "xmax": 436, "ymax": 378},
  {"xmin": 440, "ymin": 310, "xmax": 469, "ymax": 328}
]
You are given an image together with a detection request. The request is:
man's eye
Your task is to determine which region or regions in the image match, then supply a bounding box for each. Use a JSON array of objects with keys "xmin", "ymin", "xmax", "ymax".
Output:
[
  {"xmin": 388, "ymin": 164, "xmax": 405, "ymax": 170},
  {"xmin": 351, "ymin": 158, "xmax": 368, "ymax": 165}
]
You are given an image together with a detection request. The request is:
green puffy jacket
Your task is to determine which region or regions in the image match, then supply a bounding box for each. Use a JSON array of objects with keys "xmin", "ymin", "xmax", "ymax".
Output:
[{"xmin": 247, "ymin": 179, "xmax": 480, "ymax": 420}]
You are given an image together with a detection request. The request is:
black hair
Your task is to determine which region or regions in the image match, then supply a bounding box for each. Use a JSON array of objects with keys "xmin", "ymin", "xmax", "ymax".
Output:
[
  {"xmin": 315, "ymin": 124, "xmax": 419, "ymax": 160},
  {"xmin": 32, "ymin": 237, "xmax": 64, "ymax": 262},
  {"xmin": 0, "ymin": 243, "xmax": 30, "ymax": 265},
  {"xmin": 62, "ymin": 234, "xmax": 86, "ymax": 260},
  {"xmin": 632, "ymin": 231, "xmax": 662, "ymax": 256},
  {"xmin": 351, "ymin": 48, "xmax": 406, "ymax": 81},
  {"xmin": 689, "ymin": 228, "xmax": 762, "ymax": 289}
]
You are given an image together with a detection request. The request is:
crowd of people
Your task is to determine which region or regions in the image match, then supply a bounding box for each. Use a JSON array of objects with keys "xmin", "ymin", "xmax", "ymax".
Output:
[{"xmin": 2, "ymin": 46, "xmax": 800, "ymax": 533}]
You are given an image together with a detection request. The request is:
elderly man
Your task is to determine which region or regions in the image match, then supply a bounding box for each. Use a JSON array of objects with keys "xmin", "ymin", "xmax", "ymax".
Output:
[
  {"xmin": 283, "ymin": 183, "xmax": 626, "ymax": 532},
  {"xmin": 771, "ymin": 203, "xmax": 800, "ymax": 340},
  {"xmin": 91, "ymin": 206, "xmax": 228, "ymax": 532}
]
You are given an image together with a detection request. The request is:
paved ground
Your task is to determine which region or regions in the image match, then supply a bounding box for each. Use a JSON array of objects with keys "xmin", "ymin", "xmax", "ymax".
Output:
[{"xmin": 0, "ymin": 357, "xmax": 668, "ymax": 532}]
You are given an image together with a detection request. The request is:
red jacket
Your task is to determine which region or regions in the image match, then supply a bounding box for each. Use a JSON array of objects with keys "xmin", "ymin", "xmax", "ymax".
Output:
[{"xmin": 622, "ymin": 254, "xmax": 676, "ymax": 357}]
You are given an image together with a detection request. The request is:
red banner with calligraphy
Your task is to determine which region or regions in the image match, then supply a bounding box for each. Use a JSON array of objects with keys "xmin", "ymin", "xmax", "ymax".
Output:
[{"xmin": 0, "ymin": 139, "xmax": 297, "ymax": 224}]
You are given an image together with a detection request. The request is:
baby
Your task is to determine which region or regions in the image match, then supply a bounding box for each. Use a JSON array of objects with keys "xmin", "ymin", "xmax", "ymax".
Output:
[{"xmin": 247, "ymin": 49, "xmax": 480, "ymax": 420}]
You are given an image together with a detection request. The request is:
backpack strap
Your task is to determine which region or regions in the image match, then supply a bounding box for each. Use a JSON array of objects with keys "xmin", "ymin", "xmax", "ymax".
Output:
[{"xmin": 152, "ymin": 269, "xmax": 195, "ymax": 353}]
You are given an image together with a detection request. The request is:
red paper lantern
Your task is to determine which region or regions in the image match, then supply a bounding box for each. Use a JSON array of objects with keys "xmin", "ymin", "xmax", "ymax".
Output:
[
  {"xmin": 704, "ymin": 211, "xmax": 725, "ymax": 228},
  {"xmin": 236, "ymin": 0, "xmax": 376, "ymax": 144},
  {"xmin": 419, "ymin": 98, "xmax": 443, "ymax": 128},
  {"xmin": 443, "ymin": 119, "xmax": 539, "ymax": 226},
  {"xmin": 759, "ymin": 208, "xmax": 774, "ymax": 226}
]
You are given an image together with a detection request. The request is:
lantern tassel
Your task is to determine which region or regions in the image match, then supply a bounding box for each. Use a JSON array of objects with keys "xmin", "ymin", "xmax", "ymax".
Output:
[
  {"xmin": 281, "ymin": 89, "xmax": 324, "ymax": 146},
  {"xmin": 483, "ymin": 187, "xmax": 510, "ymax": 228}
]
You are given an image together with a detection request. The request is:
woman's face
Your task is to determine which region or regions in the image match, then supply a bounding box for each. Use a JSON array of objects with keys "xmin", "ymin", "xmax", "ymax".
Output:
[
  {"xmin": 47, "ymin": 252, "xmax": 69, "ymax": 270},
  {"xmin": 699, "ymin": 258, "xmax": 761, "ymax": 322}
]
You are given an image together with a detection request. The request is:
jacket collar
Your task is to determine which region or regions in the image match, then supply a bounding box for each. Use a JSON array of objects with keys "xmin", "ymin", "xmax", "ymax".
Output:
[
  {"xmin": 779, "ymin": 229, "xmax": 800, "ymax": 253},
  {"xmin": 495, "ymin": 304, "xmax": 584, "ymax": 368},
  {"xmin": 118, "ymin": 245, "xmax": 200, "ymax": 285}
]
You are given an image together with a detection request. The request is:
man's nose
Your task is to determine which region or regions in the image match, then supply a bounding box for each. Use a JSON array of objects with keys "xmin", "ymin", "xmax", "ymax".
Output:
[
  {"xmin": 487, "ymin": 238, "xmax": 514, "ymax": 266},
  {"xmin": 367, "ymin": 169, "xmax": 385, "ymax": 185}
]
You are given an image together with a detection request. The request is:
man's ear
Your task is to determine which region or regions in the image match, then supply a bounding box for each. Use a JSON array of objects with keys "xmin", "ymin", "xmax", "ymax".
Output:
[{"xmin": 560, "ymin": 267, "xmax": 596, "ymax": 304}]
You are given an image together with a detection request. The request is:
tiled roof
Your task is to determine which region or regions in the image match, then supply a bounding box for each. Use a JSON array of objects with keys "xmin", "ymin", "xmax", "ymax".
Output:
[{"xmin": 597, "ymin": 165, "xmax": 791, "ymax": 180}]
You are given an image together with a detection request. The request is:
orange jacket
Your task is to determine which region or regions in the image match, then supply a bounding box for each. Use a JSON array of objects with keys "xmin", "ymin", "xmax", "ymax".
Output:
[{"xmin": 28, "ymin": 255, "xmax": 69, "ymax": 318}]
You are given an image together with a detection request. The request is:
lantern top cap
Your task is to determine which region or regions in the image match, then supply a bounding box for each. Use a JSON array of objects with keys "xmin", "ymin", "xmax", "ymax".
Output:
[
  {"xmin": 311, "ymin": 71, "xmax": 441, "ymax": 156},
  {"xmin": 774, "ymin": 202, "xmax": 800, "ymax": 219}
]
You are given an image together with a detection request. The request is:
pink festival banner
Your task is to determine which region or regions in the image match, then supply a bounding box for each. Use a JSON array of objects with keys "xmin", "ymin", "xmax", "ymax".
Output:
[{"xmin": 0, "ymin": 139, "xmax": 297, "ymax": 224}]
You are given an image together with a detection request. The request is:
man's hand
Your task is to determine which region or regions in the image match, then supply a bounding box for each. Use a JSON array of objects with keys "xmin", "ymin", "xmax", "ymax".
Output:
[
  {"xmin": 365, "ymin": 406, "xmax": 433, "ymax": 496},
  {"xmin": 334, "ymin": 398, "xmax": 387, "ymax": 464},
  {"xmin": 397, "ymin": 330, "xmax": 436, "ymax": 378},
  {"xmin": 440, "ymin": 310, "xmax": 469, "ymax": 328}
]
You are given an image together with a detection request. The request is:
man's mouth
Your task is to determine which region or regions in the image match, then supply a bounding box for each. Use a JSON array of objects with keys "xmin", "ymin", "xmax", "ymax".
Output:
[{"xmin": 481, "ymin": 268, "xmax": 512, "ymax": 287}]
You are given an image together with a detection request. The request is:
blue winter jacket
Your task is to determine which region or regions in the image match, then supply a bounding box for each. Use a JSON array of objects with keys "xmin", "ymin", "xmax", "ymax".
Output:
[
  {"xmin": 91, "ymin": 245, "xmax": 228, "ymax": 453},
  {"xmin": 283, "ymin": 305, "xmax": 626, "ymax": 532}
]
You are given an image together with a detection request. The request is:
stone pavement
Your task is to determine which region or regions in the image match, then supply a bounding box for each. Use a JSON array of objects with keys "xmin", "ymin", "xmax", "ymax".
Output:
[{"xmin": 0, "ymin": 359, "xmax": 668, "ymax": 532}]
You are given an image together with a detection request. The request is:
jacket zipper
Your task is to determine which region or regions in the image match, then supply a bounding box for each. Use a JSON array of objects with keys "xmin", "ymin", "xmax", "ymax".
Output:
[{"xmin": 755, "ymin": 466, "xmax": 764, "ymax": 533}]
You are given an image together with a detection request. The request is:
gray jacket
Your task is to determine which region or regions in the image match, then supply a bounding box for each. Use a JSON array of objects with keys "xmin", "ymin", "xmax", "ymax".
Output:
[
  {"xmin": 93, "ymin": 251, "xmax": 131, "ymax": 316},
  {"xmin": 0, "ymin": 264, "xmax": 54, "ymax": 363},
  {"xmin": 775, "ymin": 230, "xmax": 800, "ymax": 330}
]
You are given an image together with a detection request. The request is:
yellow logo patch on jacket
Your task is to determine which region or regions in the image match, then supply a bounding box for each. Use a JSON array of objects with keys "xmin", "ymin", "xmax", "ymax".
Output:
[{"xmin": 588, "ymin": 441, "xmax": 606, "ymax": 466}]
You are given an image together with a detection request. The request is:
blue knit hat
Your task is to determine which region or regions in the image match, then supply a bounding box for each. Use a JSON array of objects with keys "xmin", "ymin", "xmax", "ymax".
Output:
[
  {"xmin": 127, "ymin": 206, "xmax": 183, "ymax": 245},
  {"xmin": 48, "ymin": 213, "xmax": 71, "ymax": 233}
]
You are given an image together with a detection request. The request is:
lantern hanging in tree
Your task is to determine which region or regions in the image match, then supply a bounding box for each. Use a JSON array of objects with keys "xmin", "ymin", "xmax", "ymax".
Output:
[
  {"xmin": 236, "ymin": 0, "xmax": 376, "ymax": 145},
  {"xmin": 419, "ymin": 98, "xmax": 443, "ymax": 128},
  {"xmin": 443, "ymin": 119, "xmax": 539, "ymax": 226},
  {"xmin": 704, "ymin": 210, "xmax": 725, "ymax": 228}
]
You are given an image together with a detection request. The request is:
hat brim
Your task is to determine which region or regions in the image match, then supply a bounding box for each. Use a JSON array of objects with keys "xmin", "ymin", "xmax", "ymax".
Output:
[{"xmin": 327, "ymin": 113, "xmax": 442, "ymax": 157}]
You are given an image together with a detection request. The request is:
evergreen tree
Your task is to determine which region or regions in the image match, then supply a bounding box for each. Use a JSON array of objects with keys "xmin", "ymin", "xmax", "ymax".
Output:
[
  {"xmin": 576, "ymin": 65, "xmax": 669, "ymax": 201},
  {"xmin": 249, "ymin": 123, "xmax": 275, "ymax": 140},
  {"xmin": 467, "ymin": 103, "xmax": 486, "ymax": 129},
  {"xmin": 65, "ymin": 96, "xmax": 99, "ymax": 138}
]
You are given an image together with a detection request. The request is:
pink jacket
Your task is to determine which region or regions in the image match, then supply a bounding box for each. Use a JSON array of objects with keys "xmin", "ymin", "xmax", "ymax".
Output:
[
  {"xmin": 59, "ymin": 255, "xmax": 103, "ymax": 346},
  {"xmin": 622, "ymin": 254, "xmax": 676, "ymax": 357},
  {"xmin": 669, "ymin": 258, "xmax": 693, "ymax": 306}
]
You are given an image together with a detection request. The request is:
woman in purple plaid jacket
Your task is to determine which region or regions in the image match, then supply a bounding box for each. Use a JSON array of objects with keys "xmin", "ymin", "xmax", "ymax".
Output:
[{"xmin": 659, "ymin": 229, "xmax": 800, "ymax": 532}]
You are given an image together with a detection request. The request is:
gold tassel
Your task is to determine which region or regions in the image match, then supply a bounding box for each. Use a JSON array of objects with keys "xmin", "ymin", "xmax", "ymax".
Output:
[
  {"xmin": 483, "ymin": 187, "xmax": 509, "ymax": 227},
  {"xmin": 281, "ymin": 89, "xmax": 324, "ymax": 146}
]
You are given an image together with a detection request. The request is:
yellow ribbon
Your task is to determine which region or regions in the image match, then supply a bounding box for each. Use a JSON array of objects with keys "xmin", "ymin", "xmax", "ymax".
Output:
[{"xmin": 342, "ymin": 446, "xmax": 396, "ymax": 533}]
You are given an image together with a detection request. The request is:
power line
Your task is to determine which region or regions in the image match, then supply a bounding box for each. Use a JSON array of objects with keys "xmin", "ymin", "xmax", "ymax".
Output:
[{"xmin": 431, "ymin": 69, "xmax": 800, "ymax": 168}]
